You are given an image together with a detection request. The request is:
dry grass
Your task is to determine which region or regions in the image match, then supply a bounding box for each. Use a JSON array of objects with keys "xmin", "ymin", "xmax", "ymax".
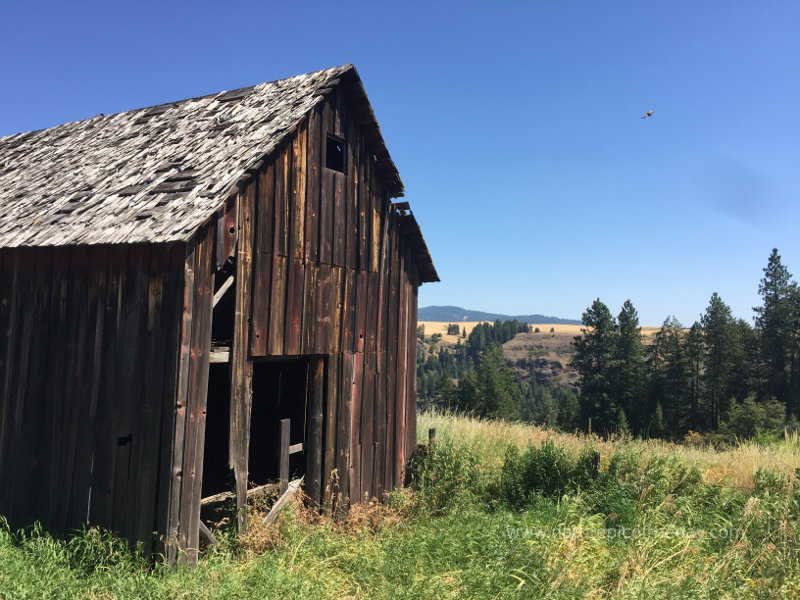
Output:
[
  {"xmin": 239, "ymin": 489, "xmax": 407, "ymax": 556},
  {"xmin": 418, "ymin": 410, "xmax": 800, "ymax": 489}
]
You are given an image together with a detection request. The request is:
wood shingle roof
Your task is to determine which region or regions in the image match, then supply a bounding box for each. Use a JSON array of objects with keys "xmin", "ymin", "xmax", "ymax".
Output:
[{"xmin": 0, "ymin": 64, "xmax": 403, "ymax": 248}]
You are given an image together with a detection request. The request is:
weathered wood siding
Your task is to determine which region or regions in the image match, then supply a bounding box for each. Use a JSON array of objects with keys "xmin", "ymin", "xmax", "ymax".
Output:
[
  {"xmin": 231, "ymin": 85, "xmax": 420, "ymax": 515},
  {"xmin": 0, "ymin": 225, "xmax": 215, "ymax": 561}
]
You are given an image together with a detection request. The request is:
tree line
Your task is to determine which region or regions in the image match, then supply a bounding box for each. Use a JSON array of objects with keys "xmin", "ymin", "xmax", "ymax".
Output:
[{"xmin": 572, "ymin": 249, "xmax": 799, "ymax": 438}]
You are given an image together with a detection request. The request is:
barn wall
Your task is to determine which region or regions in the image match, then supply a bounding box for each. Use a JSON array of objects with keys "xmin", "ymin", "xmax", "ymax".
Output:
[
  {"xmin": 0, "ymin": 242, "xmax": 186, "ymax": 550},
  {"xmin": 231, "ymin": 85, "xmax": 422, "ymax": 516}
]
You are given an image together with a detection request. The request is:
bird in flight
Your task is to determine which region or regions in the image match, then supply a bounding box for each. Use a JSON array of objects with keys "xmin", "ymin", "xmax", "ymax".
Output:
[{"xmin": 642, "ymin": 110, "xmax": 654, "ymax": 119}]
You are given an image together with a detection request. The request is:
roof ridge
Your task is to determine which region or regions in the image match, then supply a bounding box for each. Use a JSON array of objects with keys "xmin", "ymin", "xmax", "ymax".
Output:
[{"xmin": 0, "ymin": 64, "xmax": 354, "ymax": 142}]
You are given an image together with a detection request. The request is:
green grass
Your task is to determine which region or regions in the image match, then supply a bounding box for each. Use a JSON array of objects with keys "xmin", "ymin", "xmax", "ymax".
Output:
[{"xmin": 2, "ymin": 412, "xmax": 799, "ymax": 599}]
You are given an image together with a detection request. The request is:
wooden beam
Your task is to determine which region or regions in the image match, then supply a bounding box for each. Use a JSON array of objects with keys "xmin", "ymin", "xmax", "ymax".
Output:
[
  {"xmin": 201, "ymin": 481, "xmax": 279, "ymax": 506},
  {"xmin": 198, "ymin": 521, "xmax": 219, "ymax": 546},
  {"xmin": 209, "ymin": 347, "xmax": 230, "ymax": 363},
  {"xmin": 212, "ymin": 276, "xmax": 234, "ymax": 307},
  {"xmin": 262, "ymin": 477, "xmax": 304, "ymax": 526},
  {"xmin": 279, "ymin": 418, "xmax": 290, "ymax": 494}
]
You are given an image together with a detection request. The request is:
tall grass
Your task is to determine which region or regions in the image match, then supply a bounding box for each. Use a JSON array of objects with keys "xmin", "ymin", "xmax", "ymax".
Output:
[
  {"xmin": 1, "ymin": 412, "xmax": 798, "ymax": 599},
  {"xmin": 419, "ymin": 409, "xmax": 800, "ymax": 488}
]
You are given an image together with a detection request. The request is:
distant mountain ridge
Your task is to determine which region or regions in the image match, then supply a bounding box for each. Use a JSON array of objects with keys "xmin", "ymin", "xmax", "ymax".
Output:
[{"xmin": 419, "ymin": 305, "xmax": 581, "ymax": 325}]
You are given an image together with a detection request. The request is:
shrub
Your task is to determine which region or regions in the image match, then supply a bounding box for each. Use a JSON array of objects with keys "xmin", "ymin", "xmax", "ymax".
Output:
[{"xmin": 405, "ymin": 439, "xmax": 483, "ymax": 514}]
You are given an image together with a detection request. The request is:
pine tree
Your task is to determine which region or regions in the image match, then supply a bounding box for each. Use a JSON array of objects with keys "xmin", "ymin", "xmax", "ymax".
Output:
[
  {"xmin": 557, "ymin": 389, "xmax": 580, "ymax": 431},
  {"xmin": 753, "ymin": 248, "xmax": 795, "ymax": 412},
  {"xmin": 572, "ymin": 299, "xmax": 619, "ymax": 434},
  {"xmin": 533, "ymin": 387, "xmax": 558, "ymax": 428},
  {"xmin": 685, "ymin": 322, "xmax": 705, "ymax": 430},
  {"xmin": 614, "ymin": 300, "xmax": 647, "ymax": 434},
  {"xmin": 474, "ymin": 345, "xmax": 522, "ymax": 420},
  {"xmin": 701, "ymin": 293, "xmax": 738, "ymax": 429},
  {"xmin": 647, "ymin": 317, "xmax": 689, "ymax": 434}
]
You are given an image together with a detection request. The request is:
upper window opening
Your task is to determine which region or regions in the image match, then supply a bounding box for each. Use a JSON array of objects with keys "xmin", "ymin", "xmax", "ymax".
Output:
[{"xmin": 326, "ymin": 135, "xmax": 346, "ymax": 173}]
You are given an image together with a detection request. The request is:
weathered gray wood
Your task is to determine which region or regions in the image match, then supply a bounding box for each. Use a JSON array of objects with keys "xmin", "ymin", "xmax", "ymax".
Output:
[
  {"xmin": 201, "ymin": 482, "xmax": 279, "ymax": 506},
  {"xmin": 198, "ymin": 520, "xmax": 219, "ymax": 546},
  {"xmin": 212, "ymin": 276, "xmax": 234, "ymax": 307},
  {"xmin": 262, "ymin": 477, "xmax": 304, "ymax": 526},
  {"xmin": 279, "ymin": 418, "xmax": 290, "ymax": 494}
]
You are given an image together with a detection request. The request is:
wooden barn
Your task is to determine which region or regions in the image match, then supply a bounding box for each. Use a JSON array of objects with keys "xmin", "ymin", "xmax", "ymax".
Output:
[{"xmin": 0, "ymin": 64, "xmax": 437, "ymax": 562}]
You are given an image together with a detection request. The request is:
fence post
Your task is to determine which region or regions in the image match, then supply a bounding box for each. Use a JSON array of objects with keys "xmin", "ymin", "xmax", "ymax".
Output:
[
  {"xmin": 280, "ymin": 418, "xmax": 290, "ymax": 494},
  {"xmin": 428, "ymin": 428, "xmax": 436, "ymax": 447},
  {"xmin": 592, "ymin": 452, "xmax": 601, "ymax": 479}
]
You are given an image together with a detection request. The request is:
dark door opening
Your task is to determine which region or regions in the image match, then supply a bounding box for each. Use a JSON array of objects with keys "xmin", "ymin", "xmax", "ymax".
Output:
[
  {"xmin": 201, "ymin": 363, "xmax": 232, "ymax": 497},
  {"xmin": 248, "ymin": 358, "xmax": 310, "ymax": 486}
]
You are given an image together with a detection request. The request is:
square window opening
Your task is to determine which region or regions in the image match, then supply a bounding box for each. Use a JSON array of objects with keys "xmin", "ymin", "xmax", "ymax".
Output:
[{"xmin": 326, "ymin": 135, "xmax": 346, "ymax": 173}]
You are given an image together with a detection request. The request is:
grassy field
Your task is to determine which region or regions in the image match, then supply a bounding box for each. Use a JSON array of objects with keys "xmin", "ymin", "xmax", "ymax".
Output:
[{"xmin": 1, "ymin": 412, "xmax": 798, "ymax": 599}]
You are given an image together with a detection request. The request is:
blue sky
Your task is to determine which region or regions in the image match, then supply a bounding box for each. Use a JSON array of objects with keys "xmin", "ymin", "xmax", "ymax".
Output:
[{"xmin": 1, "ymin": 1, "xmax": 797, "ymax": 326}]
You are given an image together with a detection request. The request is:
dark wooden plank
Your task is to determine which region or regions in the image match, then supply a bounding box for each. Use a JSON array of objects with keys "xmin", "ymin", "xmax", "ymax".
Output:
[
  {"xmin": 7, "ymin": 249, "xmax": 41, "ymax": 524},
  {"xmin": 345, "ymin": 107, "xmax": 358, "ymax": 270},
  {"xmin": 354, "ymin": 270, "xmax": 368, "ymax": 354},
  {"xmin": 0, "ymin": 251, "xmax": 16, "ymax": 508},
  {"xmin": 65, "ymin": 248, "xmax": 104, "ymax": 531},
  {"xmin": 369, "ymin": 175, "xmax": 380, "ymax": 273},
  {"xmin": 114, "ymin": 246, "xmax": 149, "ymax": 541},
  {"xmin": 251, "ymin": 163, "xmax": 275, "ymax": 356},
  {"xmin": 301, "ymin": 263, "xmax": 318, "ymax": 354},
  {"xmin": 331, "ymin": 266, "xmax": 344, "ymax": 354},
  {"xmin": 356, "ymin": 139, "xmax": 369, "ymax": 271},
  {"xmin": 0, "ymin": 250, "xmax": 22, "ymax": 510},
  {"xmin": 86, "ymin": 247, "xmax": 127, "ymax": 531},
  {"xmin": 231, "ymin": 180, "xmax": 256, "ymax": 535},
  {"xmin": 314, "ymin": 264, "xmax": 332, "ymax": 354},
  {"xmin": 333, "ymin": 172, "xmax": 346, "ymax": 267},
  {"xmin": 155, "ymin": 243, "xmax": 188, "ymax": 561},
  {"xmin": 406, "ymin": 280, "xmax": 419, "ymax": 460},
  {"xmin": 178, "ymin": 226, "xmax": 214, "ymax": 564},
  {"xmin": 341, "ymin": 268, "xmax": 356, "ymax": 353},
  {"xmin": 268, "ymin": 254, "xmax": 287, "ymax": 355},
  {"xmin": 320, "ymin": 98, "xmax": 334, "ymax": 264},
  {"xmin": 305, "ymin": 357, "xmax": 325, "ymax": 504},
  {"xmin": 359, "ymin": 352, "xmax": 374, "ymax": 501},
  {"xmin": 348, "ymin": 352, "xmax": 363, "ymax": 503},
  {"xmin": 250, "ymin": 250, "xmax": 272, "ymax": 356},
  {"xmin": 394, "ymin": 249, "xmax": 409, "ymax": 487},
  {"xmin": 305, "ymin": 105, "xmax": 322, "ymax": 262},
  {"xmin": 279, "ymin": 418, "xmax": 290, "ymax": 494},
  {"xmin": 131, "ymin": 247, "xmax": 172, "ymax": 548},
  {"xmin": 257, "ymin": 162, "xmax": 275, "ymax": 255},
  {"xmin": 54, "ymin": 247, "xmax": 90, "ymax": 534},
  {"xmin": 291, "ymin": 121, "xmax": 307, "ymax": 260},
  {"xmin": 366, "ymin": 272, "xmax": 379, "ymax": 354},
  {"xmin": 322, "ymin": 352, "xmax": 339, "ymax": 509},
  {"xmin": 166, "ymin": 241, "xmax": 194, "ymax": 563},
  {"xmin": 285, "ymin": 257, "xmax": 304, "ymax": 355},
  {"xmin": 334, "ymin": 353, "xmax": 352, "ymax": 508},
  {"xmin": 387, "ymin": 227, "xmax": 401, "ymax": 489},
  {"xmin": 274, "ymin": 145, "xmax": 289, "ymax": 256}
]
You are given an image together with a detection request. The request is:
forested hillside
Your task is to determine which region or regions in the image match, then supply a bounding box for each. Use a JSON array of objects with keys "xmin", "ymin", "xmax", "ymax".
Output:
[{"xmin": 419, "ymin": 249, "xmax": 800, "ymax": 442}]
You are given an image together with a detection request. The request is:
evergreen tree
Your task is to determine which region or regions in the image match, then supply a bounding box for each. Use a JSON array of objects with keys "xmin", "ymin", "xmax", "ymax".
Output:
[
  {"xmin": 701, "ymin": 293, "xmax": 738, "ymax": 429},
  {"xmin": 754, "ymin": 249, "xmax": 799, "ymax": 418},
  {"xmin": 557, "ymin": 389, "xmax": 580, "ymax": 431},
  {"xmin": 647, "ymin": 317, "xmax": 689, "ymax": 435},
  {"xmin": 685, "ymin": 322, "xmax": 705, "ymax": 430},
  {"xmin": 614, "ymin": 300, "xmax": 647, "ymax": 434},
  {"xmin": 532, "ymin": 387, "xmax": 558, "ymax": 428},
  {"xmin": 474, "ymin": 345, "xmax": 522, "ymax": 420},
  {"xmin": 572, "ymin": 299, "xmax": 619, "ymax": 433}
]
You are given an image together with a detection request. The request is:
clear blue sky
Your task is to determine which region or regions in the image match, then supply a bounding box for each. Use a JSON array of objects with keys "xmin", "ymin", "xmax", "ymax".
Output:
[{"xmin": 2, "ymin": 1, "xmax": 798, "ymax": 326}]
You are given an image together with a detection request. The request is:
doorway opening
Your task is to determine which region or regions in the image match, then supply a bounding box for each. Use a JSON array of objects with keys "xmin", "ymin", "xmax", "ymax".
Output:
[
  {"xmin": 201, "ymin": 363, "xmax": 232, "ymax": 497},
  {"xmin": 248, "ymin": 358, "xmax": 310, "ymax": 486}
]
